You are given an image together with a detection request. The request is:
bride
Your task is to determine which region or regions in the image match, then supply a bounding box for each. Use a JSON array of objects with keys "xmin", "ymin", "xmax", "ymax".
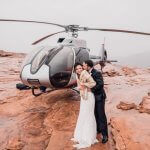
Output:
[{"xmin": 71, "ymin": 62, "xmax": 98, "ymax": 149}]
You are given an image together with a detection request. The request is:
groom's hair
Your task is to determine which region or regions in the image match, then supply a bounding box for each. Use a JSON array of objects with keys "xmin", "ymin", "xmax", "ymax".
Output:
[{"xmin": 84, "ymin": 60, "xmax": 94, "ymax": 68}]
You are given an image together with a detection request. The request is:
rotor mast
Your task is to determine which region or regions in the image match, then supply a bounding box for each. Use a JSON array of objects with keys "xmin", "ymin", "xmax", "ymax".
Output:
[{"xmin": 66, "ymin": 25, "xmax": 80, "ymax": 38}]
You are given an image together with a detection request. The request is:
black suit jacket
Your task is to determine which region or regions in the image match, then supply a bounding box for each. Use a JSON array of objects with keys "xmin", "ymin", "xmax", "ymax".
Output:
[{"xmin": 91, "ymin": 68, "xmax": 106, "ymax": 101}]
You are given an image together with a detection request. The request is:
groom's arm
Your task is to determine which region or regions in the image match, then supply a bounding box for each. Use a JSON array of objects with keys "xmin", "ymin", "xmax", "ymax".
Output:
[
  {"xmin": 91, "ymin": 71, "xmax": 104, "ymax": 93},
  {"xmin": 81, "ymin": 70, "xmax": 96, "ymax": 88}
]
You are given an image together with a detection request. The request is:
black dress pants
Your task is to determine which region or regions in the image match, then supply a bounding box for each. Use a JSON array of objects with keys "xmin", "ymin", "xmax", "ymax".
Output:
[{"xmin": 94, "ymin": 94, "xmax": 108, "ymax": 137}]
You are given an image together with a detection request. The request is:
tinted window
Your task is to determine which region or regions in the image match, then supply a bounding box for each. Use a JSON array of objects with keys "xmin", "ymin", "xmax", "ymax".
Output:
[
  {"xmin": 30, "ymin": 47, "xmax": 53, "ymax": 74},
  {"xmin": 75, "ymin": 48, "xmax": 89, "ymax": 63},
  {"xmin": 48, "ymin": 47, "xmax": 74, "ymax": 87}
]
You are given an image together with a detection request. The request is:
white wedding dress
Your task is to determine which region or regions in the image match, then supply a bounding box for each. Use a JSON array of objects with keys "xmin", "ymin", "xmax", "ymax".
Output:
[{"xmin": 71, "ymin": 91, "xmax": 98, "ymax": 149}]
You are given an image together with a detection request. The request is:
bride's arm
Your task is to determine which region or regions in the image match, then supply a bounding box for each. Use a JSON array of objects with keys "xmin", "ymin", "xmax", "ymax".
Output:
[
  {"xmin": 81, "ymin": 71, "xmax": 96, "ymax": 88},
  {"xmin": 76, "ymin": 77, "xmax": 84, "ymax": 91}
]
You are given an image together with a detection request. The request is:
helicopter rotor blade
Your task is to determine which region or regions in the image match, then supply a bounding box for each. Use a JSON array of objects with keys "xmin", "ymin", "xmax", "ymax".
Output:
[
  {"xmin": 86, "ymin": 28, "xmax": 150, "ymax": 36},
  {"xmin": 0, "ymin": 19, "xmax": 66, "ymax": 28},
  {"xmin": 32, "ymin": 30, "xmax": 66, "ymax": 45},
  {"xmin": 1, "ymin": 19, "xmax": 150, "ymax": 37}
]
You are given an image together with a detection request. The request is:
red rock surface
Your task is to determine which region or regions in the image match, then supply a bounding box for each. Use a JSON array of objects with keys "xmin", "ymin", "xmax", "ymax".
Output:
[
  {"xmin": 0, "ymin": 50, "xmax": 150, "ymax": 150},
  {"xmin": 104, "ymin": 63, "xmax": 150, "ymax": 150},
  {"xmin": 110, "ymin": 116, "xmax": 150, "ymax": 150},
  {"xmin": 139, "ymin": 95, "xmax": 150, "ymax": 114},
  {"xmin": 116, "ymin": 101, "xmax": 137, "ymax": 110},
  {"xmin": 121, "ymin": 66, "xmax": 137, "ymax": 76}
]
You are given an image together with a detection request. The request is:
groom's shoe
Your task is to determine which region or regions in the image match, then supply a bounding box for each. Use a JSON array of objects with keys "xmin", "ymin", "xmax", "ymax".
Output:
[{"xmin": 102, "ymin": 135, "xmax": 108, "ymax": 144}]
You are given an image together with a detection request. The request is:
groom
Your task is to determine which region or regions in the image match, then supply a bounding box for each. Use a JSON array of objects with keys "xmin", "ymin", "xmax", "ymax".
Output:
[{"xmin": 83, "ymin": 60, "xmax": 108, "ymax": 144}]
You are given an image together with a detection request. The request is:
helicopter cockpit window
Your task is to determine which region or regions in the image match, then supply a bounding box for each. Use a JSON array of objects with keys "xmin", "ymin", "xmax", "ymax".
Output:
[
  {"xmin": 75, "ymin": 48, "xmax": 89, "ymax": 63},
  {"xmin": 30, "ymin": 47, "xmax": 53, "ymax": 74},
  {"xmin": 48, "ymin": 46, "xmax": 74, "ymax": 88},
  {"xmin": 21, "ymin": 46, "xmax": 45, "ymax": 71}
]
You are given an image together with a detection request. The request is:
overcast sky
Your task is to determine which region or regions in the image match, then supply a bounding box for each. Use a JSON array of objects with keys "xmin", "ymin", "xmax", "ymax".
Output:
[{"xmin": 0, "ymin": 0, "xmax": 150, "ymax": 59}]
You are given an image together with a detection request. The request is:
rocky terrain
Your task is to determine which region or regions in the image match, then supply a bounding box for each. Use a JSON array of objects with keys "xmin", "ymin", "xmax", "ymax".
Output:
[{"xmin": 0, "ymin": 50, "xmax": 150, "ymax": 150}]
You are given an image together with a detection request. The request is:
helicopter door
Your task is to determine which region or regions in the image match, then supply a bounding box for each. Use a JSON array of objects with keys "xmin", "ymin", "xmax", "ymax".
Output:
[
  {"xmin": 75, "ymin": 48, "xmax": 89, "ymax": 63},
  {"xmin": 47, "ymin": 46, "xmax": 75, "ymax": 88}
]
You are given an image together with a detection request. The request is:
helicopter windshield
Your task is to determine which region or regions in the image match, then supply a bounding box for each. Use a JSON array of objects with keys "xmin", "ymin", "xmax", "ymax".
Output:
[
  {"xmin": 47, "ymin": 46, "xmax": 74, "ymax": 88},
  {"xmin": 30, "ymin": 46, "xmax": 54, "ymax": 74},
  {"xmin": 21, "ymin": 46, "xmax": 44, "ymax": 71}
]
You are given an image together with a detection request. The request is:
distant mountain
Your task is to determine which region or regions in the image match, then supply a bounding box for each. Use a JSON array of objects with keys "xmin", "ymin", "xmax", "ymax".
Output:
[{"xmin": 118, "ymin": 51, "xmax": 150, "ymax": 68}]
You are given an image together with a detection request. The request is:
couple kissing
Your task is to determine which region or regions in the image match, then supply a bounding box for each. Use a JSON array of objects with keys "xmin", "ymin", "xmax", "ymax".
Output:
[{"xmin": 71, "ymin": 60, "xmax": 108, "ymax": 149}]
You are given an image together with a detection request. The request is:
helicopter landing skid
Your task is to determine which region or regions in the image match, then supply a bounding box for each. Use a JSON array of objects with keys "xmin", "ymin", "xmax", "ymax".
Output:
[
  {"xmin": 71, "ymin": 87, "xmax": 79, "ymax": 94},
  {"xmin": 31, "ymin": 86, "xmax": 80, "ymax": 97},
  {"xmin": 32, "ymin": 86, "xmax": 43, "ymax": 96},
  {"xmin": 31, "ymin": 86, "xmax": 56, "ymax": 97}
]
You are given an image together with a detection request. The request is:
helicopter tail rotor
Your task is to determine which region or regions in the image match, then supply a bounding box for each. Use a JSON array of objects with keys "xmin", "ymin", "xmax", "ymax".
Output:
[{"xmin": 99, "ymin": 39, "xmax": 107, "ymax": 61}]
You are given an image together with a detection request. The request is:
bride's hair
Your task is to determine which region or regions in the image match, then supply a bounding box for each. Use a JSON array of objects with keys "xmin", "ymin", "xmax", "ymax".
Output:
[{"xmin": 74, "ymin": 62, "xmax": 82, "ymax": 70}]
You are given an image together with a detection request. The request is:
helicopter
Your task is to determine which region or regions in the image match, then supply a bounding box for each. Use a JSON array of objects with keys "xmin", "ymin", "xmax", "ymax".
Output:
[{"xmin": 0, "ymin": 19, "xmax": 150, "ymax": 96}]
